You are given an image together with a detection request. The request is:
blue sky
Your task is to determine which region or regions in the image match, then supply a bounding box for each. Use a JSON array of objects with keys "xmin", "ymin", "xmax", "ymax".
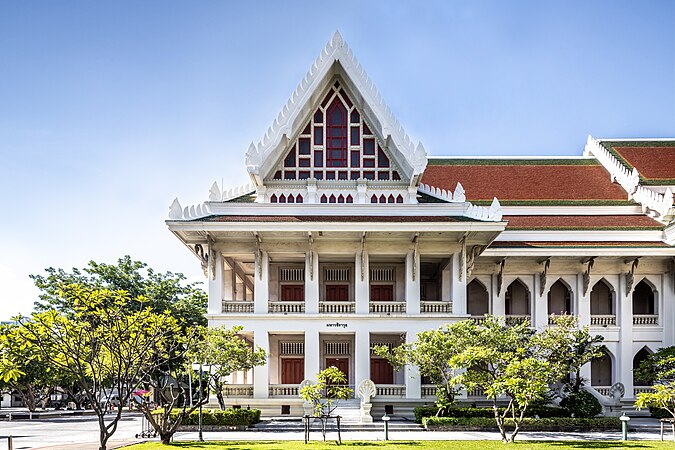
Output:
[{"xmin": 0, "ymin": 1, "xmax": 674, "ymax": 320}]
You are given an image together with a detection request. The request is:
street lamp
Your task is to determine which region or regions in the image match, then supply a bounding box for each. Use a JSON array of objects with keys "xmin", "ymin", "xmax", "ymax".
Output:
[{"xmin": 191, "ymin": 361, "xmax": 210, "ymax": 442}]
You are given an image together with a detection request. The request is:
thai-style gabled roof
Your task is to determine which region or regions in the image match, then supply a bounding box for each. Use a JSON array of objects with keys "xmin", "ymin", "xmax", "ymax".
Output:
[
  {"xmin": 244, "ymin": 31, "xmax": 427, "ymax": 188},
  {"xmin": 597, "ymin": 140, "xmax": 675, "ymax": 185},
  {"xmin": 502, "ymin": 215, "xmax": 664, "ymax": 230}
]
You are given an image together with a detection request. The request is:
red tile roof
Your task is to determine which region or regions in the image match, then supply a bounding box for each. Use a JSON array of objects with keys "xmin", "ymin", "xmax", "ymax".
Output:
[
  {"xmin": 490, "ymin": 241, "xmax": 670, "ymax": 248},
  {"xmin": 422, "ymin": 160, "xmax": 628, "ymax": 202},
  {"xmin": 611, "ymin": 146, "xmax": 675, "ymax": 181},
  {"xmin": 503, "ymin": 215, "xmax": 663, "ymax": 230}
]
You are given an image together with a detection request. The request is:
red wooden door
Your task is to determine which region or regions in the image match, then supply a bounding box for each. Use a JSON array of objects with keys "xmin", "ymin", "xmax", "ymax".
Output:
[
  {"xmin": 281, "ymin": 285, "xmax": 304, "ymax": 301},
  {"xmin": 326, "ymin": 285, "xmax": 349, "ymax": 301},
  {"xmin": 370, "ymin": 285, "xmax": 394, "ymax": 301},
  {"xmin": 325, "ymin": 357, "xmax": 349, "ymax": 380},
  {"xmin": 370, "ymin": 358, "xmax": 394, "ymax": 384},
  {"xmin": 281, "ymin": 358, "xmax": 305, "ymax": 384}
]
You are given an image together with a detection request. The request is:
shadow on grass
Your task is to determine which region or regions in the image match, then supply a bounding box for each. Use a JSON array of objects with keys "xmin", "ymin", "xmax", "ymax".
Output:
[
  {"xmin": 546, "ymin": 442, "xmax": 654, "ymax": 448},
  {"xmin": 158, "ymin": 442, "xmax": 423, "ymax": 448}
]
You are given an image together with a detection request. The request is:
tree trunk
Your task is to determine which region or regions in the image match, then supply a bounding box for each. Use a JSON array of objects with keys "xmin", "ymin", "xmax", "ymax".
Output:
[{"xmin": 493, "ymin": 399, "xmax": 508, "ymax": 443}]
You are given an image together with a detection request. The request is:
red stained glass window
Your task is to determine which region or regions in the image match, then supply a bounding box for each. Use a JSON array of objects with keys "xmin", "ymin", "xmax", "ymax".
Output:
[
  {"xmin": 299, "ymin": 171, "xmax": 310, "ymax": 179},
  {"xmin": 326, "ymin": 99, "xmax": 347, "ymax": 167},
  {"xmin": 350, "ymin": 110, "xmax": 360, "ymax": 123},
  {"xmin": 320, "ymin": 194, "xmax": 328, "ymax": 203},
  {"xmin": 314, "ymin": 150, "xmax": 323, "ymax": 167},
  {"xmin": 339, "ymin": 88, "xmax": 352, "ymax": 108},
  {"xmin": 299, "ymin": 138, "xmax": 311, "ymax": 154},
  {"xmin": 288, "ymin": 195, "xmax": 295, "ymax": 204},
  {"xmin": 325, "ymin": 171, "xmax": 335, "ymax": 180},
  {"xmin": 388, "ymin": 194, "xmax": 395, "ymax": 203},
  {"xmin": 371, "ymin": 195, "xmax": 378, "ymax": 203},
  {"xmin": 363, "ymin": 158, "xmax": 375, "ymax": 168},
  {"xmin": 302, "ymin": 123, "xmax": 311, "ymax": 135},
  {"xmin": 378, "ymin": 147, "xmax": 390, "ymax": 168},
  {"xmin": 363, "ymin": 138, "xmax": 375, "ymax": 155},
  {"xmin": 296, "ymin": 195, "xmax": 304, "ymax": 203},
  {"xmin": 321, "ymin": 90, "xmax": 334, "ymax": 108},
  {"xmin": 363, "ymin": 171, "xmax": 375, "ymax": 180},
  {"xmin": 350, "ymin": 171, "xmax": 359, "ymax": 180},
  {"xmin": 363, "ymin": 123, "xmax": 372, "ymax": 135},
  {"xmin": 273, "ymin": 171, "xmax": 282, "ymax": 180},
  {"xmin": 379, "ymin": 195, "xmax": 386, "ymax": 204},
  {"xmin": 346, "ymin": 194, "xmax": 353, "ymax": 203},
  {"xmin": 338, "ymin": 171, "xmax": 348, "ymax": 180},
  {"xmin": 392, "ymin": 171, "xmax": 401, "ymax": 180},
  {"xmin": 396, "ymin": 195, "xmax": 403, "ymax": 203},
  {"xmin": 279, "ymin": 194, "xmax": 287, "ymax": 203},
  {"xmin": 314, "ymin": 110, "xmax": 323, "ymax": 123},
  {"xmin": 337, "ymin": 194, "xmax": 345, "ymax": 203},
  {"xmin": 313, "ymin": 171, "xmax": 323, "ymax": 180},
  {"xmin": 284, "ymin": 171, "xmax": 296, "ymax": 180},
  {"xmin": 378, "ymin": 171, "xmax": 390, "ymax": 180},
  {"xmin": 270, "ymin": 194, "xmax": 278, "ymax": 203},
  {"xmin": 314, "ymin": 127, "xmax": 323, "ymax": 145},
  {"xmin": 351, "ymin": 151, "xmax": 360, "ymax": 167},
  {"xmin": 351, "ymin": 127, "xmax": 360, "ymax": 145},
  {"xmin": 299, "ymin": 158, "xmax": 310, "ymax": 167},
  {"xmin": 284, "ymin": 148, "xmax": 296, "ymax": 167},
  {"xmin": 329, "ymin": 194, "xmax": 336, "ymax": 203}
]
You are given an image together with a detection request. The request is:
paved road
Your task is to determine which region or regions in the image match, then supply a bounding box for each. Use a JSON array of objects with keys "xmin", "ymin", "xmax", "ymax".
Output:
[{"xmin": 0, "ymin": 413, "xmax": 144, "ymax": 449}]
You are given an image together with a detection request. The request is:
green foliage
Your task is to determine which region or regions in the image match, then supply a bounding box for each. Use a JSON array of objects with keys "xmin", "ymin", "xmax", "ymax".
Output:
[
  {"xmin": 635, "ymin": 347, "xmax": 675, "ymax": 384},
  {"xmin": 169, "ymin": 408, "xmax": 261, "ymax": 426},
  {"xmin": 299, "ymin": 367, "xmax": 353, "ymax": 418},
  {"xmin": 636, "ymin": 382, "xmax": 675, "ymax": 419},
  {"xmin": 421, "ymin": 416, "xmax": 620, "ymax": 430},
  {"xmin": 561, "ymin": 327, "xmax": 605, "ymax": 393},
  {"xmin": 30, "ymin": 255, "xmax": 207, "ymax": 328},
  {"xmin": 413, "ymin": 406, "xmax": 568, "ymax": 423},
  {"xmin": 559, "ymin": 390, "xmax": 602, "ymax": 418}
]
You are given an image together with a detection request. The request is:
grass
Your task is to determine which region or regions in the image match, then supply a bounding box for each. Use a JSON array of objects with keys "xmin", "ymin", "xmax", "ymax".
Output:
[{"xmin": 125, "ymin": 441, "xmax": 675, "ymax": 450}]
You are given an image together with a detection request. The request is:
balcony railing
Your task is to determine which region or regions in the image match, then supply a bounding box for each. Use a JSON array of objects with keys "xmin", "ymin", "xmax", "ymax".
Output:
[
  {"xmin": 221, "ymin": 301, "xmax": 254, "ymax": 313},
  {"xmin": 221, "ymin": 385, "xmax": 253, "ymax": 397},
  {"xmin": 370, "ymin": 301, "xmax": 406, "ymax": 314},
  {"xmin": 319, "ymin": 301, "xmax": 355, "ymax": 314},
  {"xmin": 467, "ymin": 386, "xmax": 485, "ymax": 397},
  {"xmin": 376, "ymin": 385, "xmax": 406, "ymax": 397},
  {"xmin": 593, "ymin": 386, "xmax": 611, "ymax": 396},
  {"xmin": 269, "ymin": 301, "xmax": 305, "ymax": 314},
  {"xmin": 634, "ymin": 386, "xmax": 652, "ymax": 396},
  {"xmin": 422, "ymin": 385, "xmax": 438, "ymax": 398},
  {"xmin": 269, "ymin": 384, "xmax": 299, "ymax": 397},
  {"xmin": 634, "ymin": 314, "xmax": 659, "ymax": 326},
  {"xmin": 505, "ymin": 315, "xmax": 530, "ymax": 325},
  {"xmin": 420, "ymin": 301, "xmax": 452, "ymax": 314},
  {"xmin": 591, "ymin": 315, "xmax": 616, "ymax": 326},
  {"xmin": 471, "ymin": 315, "xmax": 488, "ymax": 325}
]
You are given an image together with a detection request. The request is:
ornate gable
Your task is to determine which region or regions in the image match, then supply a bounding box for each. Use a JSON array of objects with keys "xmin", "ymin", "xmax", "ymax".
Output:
[{"xmin": 245, "ymin": 31, "xmax": 427, "ymax": 204}]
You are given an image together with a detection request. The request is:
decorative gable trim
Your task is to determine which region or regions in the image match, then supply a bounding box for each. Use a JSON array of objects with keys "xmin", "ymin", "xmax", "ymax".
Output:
[
  {"xmin": 419, "ymin": 182, "xmax": 503, "ymax": 222},
  {"xmin": 245, "ymin": 31, "xmax": 427, "ymax": 187}
]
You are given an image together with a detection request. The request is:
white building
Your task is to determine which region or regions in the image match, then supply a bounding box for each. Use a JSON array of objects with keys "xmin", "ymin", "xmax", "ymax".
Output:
[{"xmin": 167, "ymin": 32, "xmax": 675, "ymax": 419}]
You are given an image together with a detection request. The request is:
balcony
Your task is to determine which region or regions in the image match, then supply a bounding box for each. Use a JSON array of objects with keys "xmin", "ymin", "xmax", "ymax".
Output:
[
  {"xmin": 222, "ymin": 301, "xmax": 254, "ymax": 313},
  {"xmin": 591, "ymin": 315, "xmax": 616, "ymax": 326},
  {"xmin": 594, "ymin": 386, "xmax": 611, "ymax": 396},
  {"xmin": 634, "ymin": 314, "xmax": 659, "ymax": 326},
  {"xmin": 467, "ymin": 386, "xmax": 485, "ymax": 398},
  {"xmin": 420, "ymin": 301, "xmax": 452, "ymax": 314},
  {"xmin": 370, "ymin": 301, "xmax": 406, "ymax": 314},
  {"xmin": 221, "ymin": 385, "xmax": 253, "ymax": 397},
  {"xmin": 269, "ymin": 301, "xmax": 305, "ymax": 314},
  {"xmin": 376, "ymin": 384, "xmax": 406, "ymax": 398},
  {"xmin": 634, "ymin": 387, "xmax": 652, "ymax": 396},
  {"xmin": 422, "ymin": 385, "xmax": 438, "ymax": 398},
  {"xmin": 319, "ymin": 301, "xmax": 355, "ymax": 314},
  {"xmin": 505, "ymin": 315, "xmax": 529, "ymax": 325},
  {"xmin": 268, "ymin": 384, "xmax": 299, "ymax": 397}
]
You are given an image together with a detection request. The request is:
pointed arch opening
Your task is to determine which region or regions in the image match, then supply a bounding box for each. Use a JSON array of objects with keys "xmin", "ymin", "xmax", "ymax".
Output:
[
  {"xmin": 467, "ymin": 279, "xmax": 489, "ymax": 317},
  {"xmin": 548, "ymin": 279, "xmax": 572, "ymax": 317},
  {"xmin": 590, "ymin": 279, "xmax": 615, "ymax": 326},
  {"xmin": 633, "ymin": 279, "xmax": 657, "ymax": 318},
  {"xmin": 633, "ymin": 347, "xmax": 653, "ymax": 387},
  {"xmin": 591, "ymin": 349, "xmax": 613, "ymax": 388},
  {"xmin": 505, "ymin": 279, "xmax": 530, "ymax": 321}
]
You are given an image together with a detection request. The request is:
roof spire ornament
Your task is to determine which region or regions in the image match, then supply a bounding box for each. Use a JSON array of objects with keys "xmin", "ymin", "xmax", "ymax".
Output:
[{"xmin": 331, "ymin": 30, "xmax": 344, "ymax": 48}]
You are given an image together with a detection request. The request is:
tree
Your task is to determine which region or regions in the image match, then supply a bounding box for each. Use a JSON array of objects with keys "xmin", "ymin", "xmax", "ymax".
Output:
[
  {"xmin": 635, "ymin": 346, "xmax": 675, "ymax": 418},
  {"xmin": 560, "ymin": 326, "xmax": 606, "ymax": 393},
  {"xmin": 450, "ymin": 315, "xmax": 580, "ymax": 443},
  {"xmin": 189, "ymin": 325, "xmax": 267, "ymax": 410},
  {"xmin": 17, "ymin": 285, "xmax": 185, "ymax": 450},
  {"xmin": 373, "ymin": 326, "xmax": 471, "ymax": 415},
  {"xmin": 30, "ymin": 255, "xmax": 207, "ymax": 327},
  {"xmin": 299, "ymin": 367, "xmax": 353, "ymax": 442}
]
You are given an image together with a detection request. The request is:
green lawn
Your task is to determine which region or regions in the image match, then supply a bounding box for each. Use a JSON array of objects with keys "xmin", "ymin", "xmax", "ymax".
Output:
[{"xmin": 125, "ymin": 441, "xmax": 675, "ymax": 450}]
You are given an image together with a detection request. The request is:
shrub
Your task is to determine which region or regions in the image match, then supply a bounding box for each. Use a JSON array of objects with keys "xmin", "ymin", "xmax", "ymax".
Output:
[
  {"xmin": 422, "ymin": 416, "xmax": 620, "ymax": 430},
  {"xmin": 413, "ymin": 405, "xmax": 568, "ymax": 423},
  {"xmin": 650, "ymin": 406, "xmax": 672, "ymax": 419},
  {"xmin": 169, "ymin": 408, "xmax": 261, "ymax": 426},
  {"xmin": 560, "ymin": 391, "xmax": 602, "ymax": 418}
]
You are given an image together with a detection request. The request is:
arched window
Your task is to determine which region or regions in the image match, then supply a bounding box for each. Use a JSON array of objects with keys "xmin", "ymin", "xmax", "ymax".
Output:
[
  {"xmin": 346, "ymin": 194, "xmax": 353, "ymax": 203},
  {"xmin": 337, "ymin": 194, "xmax": 345, "ymax": 203},
  {"xmin": 396, "ymin": 195, "xmax": 403, "ymax": 203},
  {"xmin": 320, "ymin": 194, "xmax": 328, "ymax": 204},
  {"xmin": 370, "ymin": 195, "xmax": 377, "ymax": 204},
  {"xmin": 548, "ymin": 279, "xmax": 572, "ymax": 315},
  {"xmin": 287, "ymin": 194, "xmax": 295, "ymax": 204},
  {"xmin": 633, "ymin": 280, "xmax": 656, "ymax": 315},
  {"xmin": 326, "ymin": 99, "xmax": 347, "ymax": 167},
  {"xmin": 329, "ymin": 194, "xmax": 336, "ymax": 204},
  {"xmin": 633, "ymin": 347, "xmax": 653, "ymax": 387},
  {"xmin": 505, "ymin": 279, "xmax": 530, "ymax": 316},
  {"xmin": 279, "ymin": 194, "xmax": 286, "ymax": 204},
  {"xmin": 591, "ymin": 350, "xmax": 612, "ymax": 387},
  {"xmin": 467, "ymin": 279, "xmax": 489, "ymax": 317},
  {"xmin": 388, "ymin": 194, "xmax": 395, "ymax": 203},
  {"xmin": 379, "ymin": 195, "xmax": 386, "ymax": 204},
  {"xmin": 296, "ymin": 194, "xmax": 304, "ymax": 203},
  {"xmin": 270, "ymin": 194, "xmax": 278, "ymax": 203},
  {"xmin": 591, "ymin": 279, "xmax": 614, "ymax": 316}
]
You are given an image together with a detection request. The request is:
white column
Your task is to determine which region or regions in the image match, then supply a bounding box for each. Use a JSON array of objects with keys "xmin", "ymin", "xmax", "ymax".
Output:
[
  {"xmin": 223, "ymin": 258, "xmax": 234, "ymax": 301},
  {"xmin": 406, "ymin": 251, "xmax": 420, "ymax": 314},
  {"xmin": 492, "ymin": 274, "xmax": 506, "ymax": 316},
  {"xmin": 305, "ymin": 251, "xmax": 319, "ymax": 314},
  {"xmin": 253, "ymin": 331, "xmax": 269, "ymax": 399},
  {"xmin": 304, "ymin": 329, "xmax": 320, "ymax": 381},
  {"xmin": 451, "ymin": 252, "xmax": 467, "ymax": 315},
  {"xmin": 534, "ymin": 274, "xmax": 548, "ymax": 330},
  {"xmin": 663, "ymin": 273, "xmax": 675, "ymax": 347},
  {"xmin": 354, "ymin": 331, "xmax": 370, "ymax": 391},
  {"xmin": 618, "ymin": 273, "xmax": 634, "ymax": 398},
  {"xmin": 254, "ymin": 251, "xmax": 269, "ymax": 314},
  {"xmin": 577, "ymin": 273, "xmax": 591, "ymax": 327},
  {"xmin": 208, "ymin": 251, "xmax": 223, "ymax": 314},
  {"xmin": 405, "ymin": 331, "xmax": 422, "ymax": 399},
  {"xmin": 355, "ymin": 252, "xmax": 369, "ymax": 314}
]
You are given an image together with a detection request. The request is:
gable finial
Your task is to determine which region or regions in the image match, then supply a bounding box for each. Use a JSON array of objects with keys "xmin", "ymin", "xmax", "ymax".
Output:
[{"xmin": 331, "ymin": 30, "xmax": 344, "ymax": 48}]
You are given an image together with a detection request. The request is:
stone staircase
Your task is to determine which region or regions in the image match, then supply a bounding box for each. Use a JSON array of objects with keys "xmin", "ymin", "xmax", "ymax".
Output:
[{"xmin": 332, "ymin": 399, "xmax": 362, "ymax": 424}]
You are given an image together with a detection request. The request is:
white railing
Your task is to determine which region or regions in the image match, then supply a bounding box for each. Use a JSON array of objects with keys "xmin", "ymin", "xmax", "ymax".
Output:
[
  {"xmin": 222, "ymin": 385, "xmax": 253, "ymax": 397},
  {"xmin": 370, "ymin": 301, "xmax": 406, "ymax": 314},
  {"xmin": 591, "ymin": 315, "xmax": 616, "ymax": 326},
  {"xmin": 506, "ymin": 315, "xmax": 530, "ymax": 325},
  {"xmin": 222, "ymin": 301, "xmax": 254, "ymax": 313},
  {"xmin": 585, "ymin": 135, "xmax": 640, "ymax": 194},
  {"xmin": 634, "ymin": 314, "xmax": 659, "ymax": 325},
  {"xmin": 633, "ymin": 185, "xmax": 673, "ymax": 218},
  {"xmin": 269, "ymin": 384, "xmax": 299, "ymax": 397},
  {"xmin": 376, "ymin": 385, "xmax": 406, "ymax": 397},
  {"xmin": 634, "ymin": 387, "xmax": 652, "ymax": 396},
  {"xmin": 269, "ymin": 301, "xmax": 305, "ymax": 313},
  {"xmin": 594, "ymin": 386, "xmax": 611, "ymax": 396},
  {"xmin": 471, "ymin": 315, "xmax": 488, "ymax": 325},
  {"xmin": 468, "ymin": 387, "xmax": 485, "ymax": 397},
  {"xmin": 320, "ymin": 301, "xmax": 355, "ymax": 313},
  {"xmin": 422, "ymin": 385, "xmax": 438, "ymax": 398},
  {"xmin": 421, "ymin": 301, "xmax": 452, "ymax": 314}
]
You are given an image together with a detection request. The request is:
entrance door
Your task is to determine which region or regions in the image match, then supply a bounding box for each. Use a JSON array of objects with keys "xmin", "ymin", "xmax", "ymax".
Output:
[
  {"xmin": 325, "ymin": 357, "xmax": 349, "ymax": 380},
  {"xmin": 370, "ymin": 285, "xmax": 394, "ymax": 301},
  {"xmin": 326, "ymin": 285, "xmax": 349, "ymax": 301},
  {"xmin": 281, "ymin": 358, "xmax": 305, "ymax": 384},
  {"xmin": 281, "ymin": 285, "xmax": 304, "ymax": 301},
  {"xmin": 370, "ymin": 358, "xmax": 394, "ymax": 384}
]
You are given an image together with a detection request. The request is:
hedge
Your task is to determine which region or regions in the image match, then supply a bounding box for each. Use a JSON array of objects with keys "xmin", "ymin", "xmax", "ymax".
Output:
[
  {"xmin": 168, "ymin": 408, "xmax": 261, "ymax": 426},
  {"xmin": 422, "ymin": 416, "xmax": 621, "ymax": 430},
  {"xmin": 413, "ymin": 406, "xmax": 568, "ymax": 423}
]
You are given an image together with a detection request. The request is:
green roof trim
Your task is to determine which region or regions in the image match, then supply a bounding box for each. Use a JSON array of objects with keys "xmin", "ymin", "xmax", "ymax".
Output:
[
  {"xmin": 472, "ymin": 199, "xmax": 636, "ymax": 206},
  {"xmin": 507, "ymin": 226, "xmax": 663, "ymax": 231},
  {"xmin": 427, "ymin": 158, "xmax": 601, "ymax": 166}
]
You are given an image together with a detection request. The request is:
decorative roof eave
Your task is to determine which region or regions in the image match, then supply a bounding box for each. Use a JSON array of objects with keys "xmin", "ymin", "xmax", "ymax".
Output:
[
  {"xmin": 418, "ymin": 182, "xmax": 503, "ymax": 222},
  {"xmin": 168, "ymin": 182, "xmax": 256, "ymax": 221},
  {"xmin": 585, "ymin": 135, "xmax": 674, "ymax": 221},
  {"xmin": 244, "ymin": 31, "xmax": 427, "ymax": 188}
]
